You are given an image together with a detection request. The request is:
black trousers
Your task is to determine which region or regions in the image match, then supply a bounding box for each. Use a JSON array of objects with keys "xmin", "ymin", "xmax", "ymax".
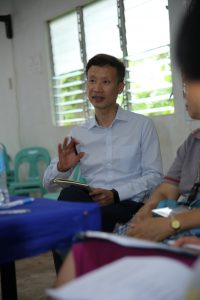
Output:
[{"xmin": 58, "ymin": 186, "xmax": 144, "ymax": 232}]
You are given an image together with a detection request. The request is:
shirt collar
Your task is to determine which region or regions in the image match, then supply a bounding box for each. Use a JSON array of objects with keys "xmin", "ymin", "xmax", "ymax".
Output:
[
  {"xmin": 192, "ymin": 128, "xmax": 200, "ymax": 139},
  {"xmin": 86, "ymin": 105, "xmax": 127, "ymax": 129}
]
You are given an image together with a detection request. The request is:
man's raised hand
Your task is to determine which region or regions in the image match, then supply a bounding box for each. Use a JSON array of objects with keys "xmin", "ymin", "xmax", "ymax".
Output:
[{"xmin": 57, "ymin": 137, "xmax": 85, "ymax": 172}]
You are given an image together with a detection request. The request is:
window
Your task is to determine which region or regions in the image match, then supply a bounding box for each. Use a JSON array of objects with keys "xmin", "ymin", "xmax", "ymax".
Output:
[
  {"xmin": 124, "ymin": 0, "xmax": 174, "ymax": 116},
  {"xmin": 49, "ymin": 13, "xmax": 85, "ymax": 126},
  {"xmin": 49, "ymin": 0, "xmax": 174, "ymax": 126},
  {"xmin": 83, "ymin": 0, "xmax": 123, "ymax": 113},
  {"xmin": 84, "ymin": 0, "xmax": 122, "ymax": 59}
]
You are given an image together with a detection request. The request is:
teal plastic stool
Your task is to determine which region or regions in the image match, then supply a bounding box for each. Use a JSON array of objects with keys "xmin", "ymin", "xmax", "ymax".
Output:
[{"xmin": 43, "ymin": 192, "xmax": 60, "ymax": 200}]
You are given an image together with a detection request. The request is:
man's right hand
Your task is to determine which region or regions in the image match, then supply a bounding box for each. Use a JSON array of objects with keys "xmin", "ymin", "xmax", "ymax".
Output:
[{"xmin": 57, "ymin": 137, "xmax": 85, "ymax": 172}]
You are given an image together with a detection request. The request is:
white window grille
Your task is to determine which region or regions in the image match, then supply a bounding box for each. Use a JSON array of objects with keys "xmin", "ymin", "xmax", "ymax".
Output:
[
  {"xmin": 49, "ymin": 12, "xmax": 86, "ymax": 126},
  {"xmin": 124, "ymin": 0, "xmax": 174, "ymax": 116}
]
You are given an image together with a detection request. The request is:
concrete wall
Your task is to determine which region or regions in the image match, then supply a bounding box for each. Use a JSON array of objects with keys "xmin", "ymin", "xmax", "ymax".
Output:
[
  {"xmin": 0, "ymin": 0, "xmax": 20, "ymax": 156},
  {"xmin": 0, "ymin": 0, "xmax": 198, "ymax": 173}
]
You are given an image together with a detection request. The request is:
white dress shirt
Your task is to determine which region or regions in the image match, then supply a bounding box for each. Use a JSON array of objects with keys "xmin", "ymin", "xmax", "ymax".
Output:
[{"xmin": 43, "ymin": 106, "xmax": 163, "ymax": 202}]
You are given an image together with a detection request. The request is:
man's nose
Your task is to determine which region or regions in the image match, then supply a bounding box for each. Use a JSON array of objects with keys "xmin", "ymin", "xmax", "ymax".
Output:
[{"xmin": 94, "ymin": 81, "xmax": 103, "ymax": 92}]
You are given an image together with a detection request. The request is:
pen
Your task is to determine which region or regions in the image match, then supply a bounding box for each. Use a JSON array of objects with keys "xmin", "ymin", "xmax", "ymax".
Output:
[
  {"xmin": 0, "ymin": 209, "xmax": 31, "ymax": 215},
  {"xmin": 0, "ymin": 197, "xmax": 35, "ymax": 209},
  {"xmin": 70, "ymin": 136, "xmax": 78, "ymax": 155}
]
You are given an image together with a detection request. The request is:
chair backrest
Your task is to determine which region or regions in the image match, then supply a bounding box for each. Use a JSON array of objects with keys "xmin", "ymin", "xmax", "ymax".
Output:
[{"xmin": 14, "ymin": 147, "xmax": 51, "ymax": 182}]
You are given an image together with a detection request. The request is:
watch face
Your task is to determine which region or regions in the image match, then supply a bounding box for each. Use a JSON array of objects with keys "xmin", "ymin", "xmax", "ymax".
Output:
[{"xmin": 171, "ymin": 219, "xmax": 181, "ymax": 230}]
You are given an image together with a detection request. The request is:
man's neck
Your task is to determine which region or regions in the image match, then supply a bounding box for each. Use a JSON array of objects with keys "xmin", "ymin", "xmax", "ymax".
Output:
[{"xmin": 95, "ymin": 105, "xmax": 118, "ymax": 128}]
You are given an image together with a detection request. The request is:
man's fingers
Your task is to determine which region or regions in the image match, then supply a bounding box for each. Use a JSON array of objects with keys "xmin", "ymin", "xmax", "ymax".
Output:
[
  {"xmin": 58, "ymin": 143, "xmax": 64, "ymax": 157},
  {"xmin": 89, "ymin": 189, "xmax": 102, "ymax": 197},
  {"xmin": 62, "ymin": 137, "xmax": 75, "ymax": 150},
  {"xmin": 59, "ymin": 137, "xmax": 83, "ymax": 157},
  {"xmin": 78, "ymin": 152, "xmax": 85, "ymax": 159},
  {"xmin": 63, "ymin": 137, "xmax": 69, "ymax": 148},
  {"xmin": 71, "ymin": 137, "xmax": 80, "ymax": 145},
  {"xmin": 58, "ymin": 143, "xmax": 62, "ymax": 152},
  {"xmin": 89, "ymin": 192, "xmax": 101, "ymax": 198},
  {"xmin": 59, "ymin": 137, "xmax": 76, "ymax": 152}
]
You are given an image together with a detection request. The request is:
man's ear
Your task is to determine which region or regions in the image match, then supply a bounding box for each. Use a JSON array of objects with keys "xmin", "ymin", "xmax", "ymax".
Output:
[{"xmin": 118, "ymin": 81, "xmax": 125, "ymax": 94}]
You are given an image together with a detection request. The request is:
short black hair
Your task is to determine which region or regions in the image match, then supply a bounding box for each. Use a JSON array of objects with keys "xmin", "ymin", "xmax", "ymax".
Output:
[
  {"xmin": 86, "ymin": 53, "xmax": 125, "ymax": 83},
  {"xmin": 176, "ymin": 0, "xmax": 200, "ymax": 80}
]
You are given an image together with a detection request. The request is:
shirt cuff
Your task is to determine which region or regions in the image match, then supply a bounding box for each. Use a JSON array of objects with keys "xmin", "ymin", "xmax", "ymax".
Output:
[
  {"xmin": 117, "ymin": 185, "xmax": 147, "ymax": 203},
  {"xmin": 51, "ymin": 160, "xmax": 72, "ymax": 178}
]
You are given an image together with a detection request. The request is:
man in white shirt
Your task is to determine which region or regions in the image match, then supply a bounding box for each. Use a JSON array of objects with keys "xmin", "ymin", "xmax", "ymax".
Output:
[{"xmin": 43, "ymin": 53, "xmax": 163, "ymax": 232}]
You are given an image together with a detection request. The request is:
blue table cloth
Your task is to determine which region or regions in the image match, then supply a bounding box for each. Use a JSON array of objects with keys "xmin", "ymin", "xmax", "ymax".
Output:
[{"xmin": 0, "ymin": 198, "xmax": 101, "ymax": 263}]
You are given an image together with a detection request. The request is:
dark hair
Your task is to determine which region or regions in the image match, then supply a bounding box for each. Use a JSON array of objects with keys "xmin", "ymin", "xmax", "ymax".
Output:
[
  {"xmin": 176, "ymin": 0, "xmax": 200, "ymax": 79},
  {"xmin": 86, "ymin": 53, "xmax": 125, "ymax": 83}
]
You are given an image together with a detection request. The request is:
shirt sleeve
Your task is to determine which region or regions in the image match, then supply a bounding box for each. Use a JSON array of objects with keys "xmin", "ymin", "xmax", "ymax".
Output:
[
  {"xmin": 43, "ymin": 157, "xmax": 73, "ymax": 192},
  {"xmin": 43, "ymin": 130, "xmax": 77, "ymax": 191},
  {"xmin": 164, "ymin": 137, "xmax": 188, "ymax": 187},
  {"xmin": 116, "ymin": 119, "xmax": 163, "ymax": 202}
]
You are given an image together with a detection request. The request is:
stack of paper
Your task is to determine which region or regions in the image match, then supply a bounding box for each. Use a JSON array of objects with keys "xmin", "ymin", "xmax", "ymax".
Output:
[{"xmin": 47, "ymin": 256, "xmax": 193, "ymax": 300}]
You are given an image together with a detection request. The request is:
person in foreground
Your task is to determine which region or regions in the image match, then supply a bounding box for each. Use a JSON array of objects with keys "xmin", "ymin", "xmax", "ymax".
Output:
[
  {"xmin": 125, "ymin": 0, "xmax": 200, "ymax": 242},
  {"xmin": 43, "ymin": 53, "xmax": 162, "ymax": 232},
  {"xmin": 49, "ymin": 0, "xmax": 200, "ymax": 290},
  {"xmin": 174, "ymin": 236, "xmax": 200, "ymax": 248}
]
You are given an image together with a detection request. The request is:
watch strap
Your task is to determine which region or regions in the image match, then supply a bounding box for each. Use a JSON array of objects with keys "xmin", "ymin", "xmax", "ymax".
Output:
[{"xmin": 111, "ymin": 189, "xmax": 120, "ymax": 203}]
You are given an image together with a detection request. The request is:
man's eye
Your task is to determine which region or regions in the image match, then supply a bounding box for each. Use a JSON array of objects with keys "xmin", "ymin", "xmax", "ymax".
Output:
[
  {"xmin": 89, "ymin": 79, "xmax": 95, "ymax": 83},
  {"xmin": 103, "ymin": 80, "xmax": 110, "ymax": 84}
]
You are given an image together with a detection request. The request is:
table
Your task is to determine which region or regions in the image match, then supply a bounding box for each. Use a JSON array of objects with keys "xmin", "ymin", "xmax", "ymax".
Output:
[{"xmin": 0, "ymin": 198, "xmax": 101, "ymax": 300}]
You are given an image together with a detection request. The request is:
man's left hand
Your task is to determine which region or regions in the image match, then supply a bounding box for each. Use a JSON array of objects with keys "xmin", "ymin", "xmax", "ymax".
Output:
[{"xmin": 89, "ymin": 188, "xmax": 114, "ymax": 206}]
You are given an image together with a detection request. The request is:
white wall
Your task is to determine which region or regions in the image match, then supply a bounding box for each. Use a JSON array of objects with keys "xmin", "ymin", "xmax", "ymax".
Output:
[
  {"xmin": 11, "ymin": 0, "xmax": 93, "ymax": 159},
  {"xmin": 153, "ymin": 0, "xmax": 191, "ymax": 172},
  {"xmin": 0, "ymin": 0, "xmax": 20, "ymax": 157},
  {"xmin": 153, "ymin": 0, "xmax": 199, "ymax": 172},
  {"xmin": 0, "ymin": 0, "xmax": 199, "ymax": 173}
]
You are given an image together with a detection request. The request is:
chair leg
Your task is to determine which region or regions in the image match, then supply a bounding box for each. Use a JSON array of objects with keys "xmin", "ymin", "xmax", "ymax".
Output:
[
  {"xmin": 52, "ymin": 246, "xmax": 71, "ymax": 274},
  {"xmin": 1, "ymin": 262, "xmax": 18, "ymax": 300},
  {"xmin": 52, "ymin": 250, "xmax": 63, "ymax": 274}
]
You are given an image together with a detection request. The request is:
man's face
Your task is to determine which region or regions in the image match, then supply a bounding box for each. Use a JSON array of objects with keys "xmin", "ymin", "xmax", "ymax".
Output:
[
  {"xmin": 86, "ymin": 65, "xmax": 124, "ymax": 110},
  {"xmin": 184, "ymin": 80, "xmax": 200, "ymax": 119}
]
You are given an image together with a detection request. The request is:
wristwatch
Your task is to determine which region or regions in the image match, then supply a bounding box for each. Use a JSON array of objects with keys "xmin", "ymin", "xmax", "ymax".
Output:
[{"xmin": 170, "ymin": 216, "xmax": 181, "ymax": 230}]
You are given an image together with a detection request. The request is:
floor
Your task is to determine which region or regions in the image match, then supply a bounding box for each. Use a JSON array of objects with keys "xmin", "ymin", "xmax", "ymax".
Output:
[{"xmin": 0, "ymin": 252, "xmax": 56, "ymax": 300}]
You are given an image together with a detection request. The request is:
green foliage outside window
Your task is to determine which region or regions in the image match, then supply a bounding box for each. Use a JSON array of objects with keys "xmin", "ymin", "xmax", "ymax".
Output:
[
  {"xmin": 53, "ymin": 70, "xmax": 86, "ymax": 126},
  {"xmin": 127, "ymin": 48, "xmax": 174, "ymax": 116}
]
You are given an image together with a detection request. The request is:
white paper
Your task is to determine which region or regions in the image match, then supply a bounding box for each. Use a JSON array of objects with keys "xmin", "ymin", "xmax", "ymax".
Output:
[
  {"xmin": 152, "ymin": 207, "xmax": 172, "ymax": 217},
  {"xmin": 152, "ymin": 206, "xmax": 189, "ymax": 217},
  {"xmin": 46, "ymin": 256, "xmax": 192, "ymax": 300}
]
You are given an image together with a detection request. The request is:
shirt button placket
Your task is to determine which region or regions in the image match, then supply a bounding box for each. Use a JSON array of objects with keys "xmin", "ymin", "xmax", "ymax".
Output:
[{"xmin": 105, "ymin": 128, "xmax": 113, "ymax": 185}]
